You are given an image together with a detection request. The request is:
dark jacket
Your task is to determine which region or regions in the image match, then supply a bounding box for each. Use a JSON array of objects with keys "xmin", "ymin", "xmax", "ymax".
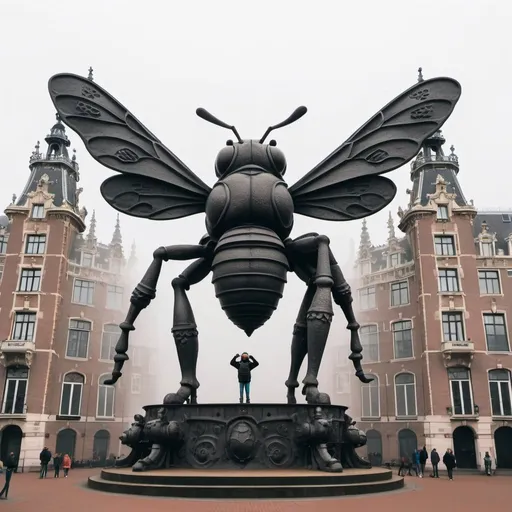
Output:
[
  {"xmin": 53, "ymin": 455, "xmax": 62, "ymax": 467},
  {"xmin": 3, "ymin": 453, "xmax": 17, "ymax": 470},
  {"xmin": 443, "ymin": 451, "xmax": 456, "ymax": 469},
  {"xmin": 430, "ymin": 449, "xmax": 440, "ymax": 465},
  {"xmin": 230, "ymin": 355, "xmax": 259, "ymax": 383},
  {"xmin": 419, "ymin": 448, "xmax": 428, "ymax": 464},
  {"xmin": 40, "ymin": 449, "xmax": 52, "ymax": 464}
]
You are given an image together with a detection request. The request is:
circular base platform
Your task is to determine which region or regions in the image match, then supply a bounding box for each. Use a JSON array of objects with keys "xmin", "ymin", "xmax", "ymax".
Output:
[{"xmin": 88, "ymin": 467, "xmax": 404, "ymax": 499}]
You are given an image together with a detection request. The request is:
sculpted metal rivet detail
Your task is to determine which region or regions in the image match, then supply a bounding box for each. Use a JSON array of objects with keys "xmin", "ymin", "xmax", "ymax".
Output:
[
  {"xmin": 411, "ymin": 104, "xmax": 434, "ymax": 119},
  {"xmin": 81, "ymin": 85, "xmax": 100, "ymax": 99},
  {"xmin": 409, "ymin": 88, "xmax": 430, "ymax": 100},
  {"xmin": 75, "ymin": 101, "xmax": 101, "ymax": 118}
]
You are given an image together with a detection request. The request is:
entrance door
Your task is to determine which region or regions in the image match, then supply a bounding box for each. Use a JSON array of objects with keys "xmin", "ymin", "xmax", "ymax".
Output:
[
  {"xmin": 55, "ymin": 428, "xmax": 77, "ymax": 458},
  {"xmin": 494, "ymin": 426, "xmax": 512, "ymax": 469},
  {"xmin": 0, "ymin": 425, "xmax": 22, "ymax": 469},
  {"xmin": 453, "ymin": 426, "xmax": 477, "ymax": 469},
  {"xmin": 398, "ymin": 429, "xmax": 417, "ymax": 459},
  {"xmin": 93, "ymin": 430, "xmax": 110, "ymax": 461},
  {"xmin": 366, "ymin": 429, "xmax": 383, "ymax": 466}
]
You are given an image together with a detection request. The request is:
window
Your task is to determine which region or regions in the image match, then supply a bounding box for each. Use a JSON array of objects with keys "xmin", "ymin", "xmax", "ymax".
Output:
[
  {"xmin": 481, "ymin": 241, "xmax": 493, "ymax": 257},
  {"xmin": 131, "ymin": 374, "xmax": 142, "ymax": 395},
  {"xmin": 31, "ymin": 205, "xmax": 45, "ymax": 219},
  {"xmin": 479, "ymin": 270, "xmax": 501, "ymax": 294},
  {"xmin": 72, "ymin": 279, "xmax": 94, "ymax": 305},
  {"xmin": 442, "ymin": 312, "xmax": 464, "ymax": 342},
  {"xmin": 335, "ymin": 372, "xmax": 350, "ymax": 394},
  {"xmin": 361, "ymin": 376, "xmax": 379, "ymax": 418},
  {"xmin": 489, "ymin": 370, "xmax": 512, "ymax": 416},
  {"xmin": 60, "ymin": 373, "xmax": 84, "ymax": 417},
  {"xmin": 66, "ymin": 320, "xmax": 91, "ymax": 359},
  {"xmin": 390, "ymin": 281, "xmax": 409, "ymax": 306},
  {"xmin": 438, "ymin": 269, "xmax": 459, "ymax": 293},
  {"xmin": 106, "ymin": 285, "xmax": 124, "ymax": 310},
  {"xmin": 359, "ymin": 286, "xmax": 376, "ymax": 310},
  {"xmin": 2, "ymin": 367, "xmax": 28, "ymax": 414},
  {"xmin": 25, "ymin": 234, "xmax": 46, "ymax": 254},
  {"xmin": 0, "ymin": 235, "xmax": 7, "ymax": 254},
  {"xmin": 360, "ymin": 325, "xmax": 379, "ymax": 362},
  {"xmin": 11, "ymin": 312, "xmax": 36, "ymax": 341},
  {"xmin": 101, "ymin": 324, "xmax": 120, "ymax": 361},
  {"xmin": 448, "ymin": 368, "xmax": 474, "ymax": 415},
  {"xmin": 392, "ymin": 321, "xmax": 413, "ymax": 359},
  {"xmin": 389, "ymin": 253, "xmax": 401, "ymax": 267},
  {"xmin": 484, "ymin": 314, "xmax": 510, "ymax": 352},
  {"xmin": 97, "ymin": 375, "xmax": 115, "ymax": 417},
  {"xmin": 395, "ymin": 373, "xmax": 417, "ymax": 417},
  {"xmin": 360, "ymin": 260, "xmax": 371, "ymax": 275},
  {"xmin": 502, "ymin": 214, "xmax": 511, "ymax": 223},
  {"xmin": 434, "ymin": 235, "xmax": 455, "ymax": 256},
  {"xmin": 437, "ymin": 205, "xmax": 449, "ymax": 220},
  {"xmin": 82, "ymin": 252, "xmax": 93, "ymax": 268},
  {"xmin": 111, "ymin": 259, "xmax": 122, "ymax": 274},
  {"xmin": 19, "ymin": 268, "xmax": 42, "ymax": 292}
]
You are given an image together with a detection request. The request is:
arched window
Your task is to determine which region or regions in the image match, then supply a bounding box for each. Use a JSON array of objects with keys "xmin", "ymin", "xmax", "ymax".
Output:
[
  {"xmin": 101, "ymin": 324, "xmax": 121, "ymax": 361},
  {"xmin": 392, "ymin": 321, "xmax": 413, "ymax": 359},
  {"xmin": 97, "ymin": 374, "xmax": 115, "ymax": 418},
  {"xmin": 2, "ymin": 367, "xmax": 28, "ymax": 414},
  {"xmin": 93, "ymin": 430, "xmax": 110, "ymax": 461},
  {"xmin": 60, "ymin": 373, "xmax": 84, "ymax": 417},
  {"xmin": 398, "ymin": 429, "xmax": 417, "ymax": 458},
  {"xmin": 361, "ymin": 375, "xmax": 379, "ymax": 418},
  {"xmin": 395, "ymin": 373, "xmax": 417, "ymax": 417},
  {"xmin": 489, "ymin": 369, "xmax": 512, "ymax": 417},
  {"xmin": 56, "ymin": 428, "xmax": 77, "ymax": 458},
  {"xmin": 360, "ymin": 325, "xmax": 379, "ymax": 362}
]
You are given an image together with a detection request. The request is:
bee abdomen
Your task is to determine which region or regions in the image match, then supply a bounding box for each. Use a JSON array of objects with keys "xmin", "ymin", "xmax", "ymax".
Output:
[{"xmin": 212, "ymin": 226, "xmax": 289, "ymax": 335}]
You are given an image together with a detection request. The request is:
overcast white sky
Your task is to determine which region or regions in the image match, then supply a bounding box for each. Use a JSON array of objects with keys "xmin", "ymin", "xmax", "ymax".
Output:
[{"xmin": 1, "ymin": 0, "xmax": 510, "ymax": 404}]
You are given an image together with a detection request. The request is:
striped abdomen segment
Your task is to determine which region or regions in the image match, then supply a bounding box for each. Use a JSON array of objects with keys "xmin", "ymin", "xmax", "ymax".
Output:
[{"xmin": 212, "ymin": 226, "xmax": 289, "ymax": 336}]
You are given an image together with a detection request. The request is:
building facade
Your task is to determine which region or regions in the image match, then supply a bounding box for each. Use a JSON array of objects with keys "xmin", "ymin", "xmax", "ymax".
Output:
[
  {"xmin": 0, "ymin": 112, "xmax": 151, "ymax": 470},
  {"xmin": 351, "ymin": 130, "xmax": 512, "ymax": 470}
]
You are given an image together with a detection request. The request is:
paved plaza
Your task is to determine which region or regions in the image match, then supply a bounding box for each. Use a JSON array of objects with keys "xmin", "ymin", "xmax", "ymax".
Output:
[{"xmin": 2, "ymin": 468, "xmax": 511, "ymax": 511}]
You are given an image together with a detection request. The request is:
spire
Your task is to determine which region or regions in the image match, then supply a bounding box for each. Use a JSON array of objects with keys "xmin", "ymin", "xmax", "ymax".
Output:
[
  {"xmin": 88, "ymin": 67, "xmax": 94, "ymax": 81},
  {"xmin": 417, "ymin": 67, "xmax": 424, "ymax": 82},
  {"xmin": 86, "ymin": 210, "xmax": 97, "ymax": 249},
  {"xmin": 45, "ymin": 113, "xmax": 71, "ymax": 159},
  {"xmin": 128, "ymin": 240, "xmax": 137, "ymax": 268},
  {"xmin": 358, "ymin": 219, "xmax": 372, "ymax": 260},
  {"xmin": 387, "ymin": 211, "xmax": 396, "ymax": 241},
  {"xmin": 110, "ymin": 213, "xmax": 124, "ymax": 258}
]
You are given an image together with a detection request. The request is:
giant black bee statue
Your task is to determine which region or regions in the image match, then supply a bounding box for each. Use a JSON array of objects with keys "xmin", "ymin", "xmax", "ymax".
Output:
[{"xmin": 48, "ymin": 73, "xmax": 461, "ymax": 405}]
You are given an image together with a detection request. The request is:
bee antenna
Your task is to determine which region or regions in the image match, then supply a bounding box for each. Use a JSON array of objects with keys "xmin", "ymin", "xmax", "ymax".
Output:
[
  {"xmin": 196, "ymin": 108, "xmax": 243, "ymax": 143},
  {"xmin": 259, "ymin": 106, "xmax": 308, "ymax": 144}
]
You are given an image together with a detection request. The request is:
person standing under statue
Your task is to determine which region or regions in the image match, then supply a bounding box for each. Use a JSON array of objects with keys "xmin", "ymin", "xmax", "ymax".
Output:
[{"xmin": 230, "ymin": 353, "xmax": 259, "ymax": 403}]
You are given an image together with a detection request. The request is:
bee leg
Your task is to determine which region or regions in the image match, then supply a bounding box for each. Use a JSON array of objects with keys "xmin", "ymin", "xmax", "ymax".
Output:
[
  {"xmin": 285, "ymin": 286, "xmax": 315, "ymax": 404},
  {"xmin": 329, "ymin": 250, "xmax": 373, "ymax": 384},
  {"xmin": 164, "ymin": 257, "xmax": 212, "ymax": 405}
]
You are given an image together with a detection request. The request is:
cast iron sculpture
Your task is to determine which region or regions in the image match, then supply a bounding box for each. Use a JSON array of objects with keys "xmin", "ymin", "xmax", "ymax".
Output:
[{"xmin": 48, "ymin": 73, "xmax": 461, "ymax": 407}]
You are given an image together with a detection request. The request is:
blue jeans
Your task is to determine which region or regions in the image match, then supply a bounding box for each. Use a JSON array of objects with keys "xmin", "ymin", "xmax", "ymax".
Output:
[{"xmin": 239, "ymin": 382, "xmax": 250, "ymax": 400}]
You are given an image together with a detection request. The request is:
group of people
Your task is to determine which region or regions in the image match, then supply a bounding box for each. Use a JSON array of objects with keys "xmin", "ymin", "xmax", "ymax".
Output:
[
  {"xmin": 39, "ymin": 447, "xmax": 72, "ymax": 478},
  {"xmin": 398, "ymin": 447, "xmax": 457, "ymax": 480}
]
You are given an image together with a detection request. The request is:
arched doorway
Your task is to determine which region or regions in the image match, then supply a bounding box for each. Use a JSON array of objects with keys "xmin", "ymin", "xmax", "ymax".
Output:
[
  {"xmin": 55, "ymin": 428, "xmax": 77, "ymax": 458},
  {"xmin": 0, "ymin": 425, "xmax": 22, "ymax": 469},
  {"xmin": 494, "ymin": 426, "xmax": 512, "ymax": 469},
  {"xmin": 93, "ymin": 430, "xmax": 110, "ymax": 461},
  {"xmin": 453, "ymin": 426, "xmax": 477, "ymax": 469},
  {"xmin": 398, "ymin": 429, "xmax": 417, "ymax": 459},
  {"xmin": 366, "ymin": 429, "xmax": 383, "ymax": 466}
]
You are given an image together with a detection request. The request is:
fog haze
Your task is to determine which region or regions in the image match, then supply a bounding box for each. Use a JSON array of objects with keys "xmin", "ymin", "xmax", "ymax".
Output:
[{"xmin": 1, "ymin": 0, "xmax": 510, "ymax": 405}]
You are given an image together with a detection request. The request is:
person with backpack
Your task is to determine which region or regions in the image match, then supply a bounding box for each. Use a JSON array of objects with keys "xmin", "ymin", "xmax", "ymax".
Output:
[
  {"xmin": 230, "ymin": 352, "xmax": 259, "ymax": 403},
  {"xmin": 0, "ymin": 452, "xmax": 17, "ymax": 499},
  {"xmin": 484, "ymin": 451, "xmax": 492, "ymax": 476}
]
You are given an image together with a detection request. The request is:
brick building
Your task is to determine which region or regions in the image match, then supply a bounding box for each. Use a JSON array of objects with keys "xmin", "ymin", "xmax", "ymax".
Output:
[
  {"xmin": 348, "ymin": 128, "xmax": 512, "ymax": 470},
  {"xmin": 0, "ymin": 111, "xmax": 153, "ymax": 470}
]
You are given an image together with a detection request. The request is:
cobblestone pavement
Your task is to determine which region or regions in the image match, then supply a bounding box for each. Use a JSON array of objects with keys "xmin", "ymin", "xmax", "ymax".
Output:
[{"xmin": 2, "ymin": 469, "xmax": 511, "ymax": 511}]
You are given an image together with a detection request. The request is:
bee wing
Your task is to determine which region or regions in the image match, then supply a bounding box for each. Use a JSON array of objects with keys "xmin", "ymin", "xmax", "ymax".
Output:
[
  {"xmin": 289, "ymin": 77, "xmax": 461, "ymax": 221},
  {"xmin": 48, "ymin": 73, "xmax": 211, "ymax": 220}
]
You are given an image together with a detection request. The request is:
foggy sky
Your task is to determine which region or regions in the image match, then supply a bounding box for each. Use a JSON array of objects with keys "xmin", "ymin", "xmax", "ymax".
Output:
[{"xmin": 1, "ymin": 0, "xmax": 509, "ymax": 404}]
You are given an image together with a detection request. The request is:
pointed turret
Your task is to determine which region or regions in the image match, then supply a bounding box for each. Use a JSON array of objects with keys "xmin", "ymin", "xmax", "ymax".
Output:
[
  {"xmin": 358, "ymin": 219, "xmax": 372, "ymax": 260},
  {"xmin": 86, "ymin": 210, "xmax": 97, "ymax": 249},
  {"xmin": 109, "ymin": 214, "xmax": 124, "ymax": 259},
  {"xmin": 128, "ymin": 240, "xmax": 137, "ymax": 267},
  {"xmin": 387, "ymin": 211, "xmax": 396, "ymax": 242}
]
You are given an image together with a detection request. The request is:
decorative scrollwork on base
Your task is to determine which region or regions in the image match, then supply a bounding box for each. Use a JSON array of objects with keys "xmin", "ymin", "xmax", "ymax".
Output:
[{"xmin": 264, "ymin": 436, "xmax": 294, "ymax": 468}]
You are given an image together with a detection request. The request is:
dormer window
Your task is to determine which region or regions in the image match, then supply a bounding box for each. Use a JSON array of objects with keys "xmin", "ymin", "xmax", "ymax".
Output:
[
  {"xmin": 389, "ymin": 253, "xmax": 401, "ymax": 268},
  {"xmin": 81, "ymin": 252, "xmax": 93, "ymax": 268},
  {"xmin": 502, "ymin": 214, "xmax": 511, "ymax": 223},
  {"xmin": 31, "ymin": 205, "xmax": 45, "ymax": 219},
  {"xmin": 360, "ymin": 260, "xmax": 371, "ymax": 276},
  {"xmin": 437, "ymin": 205, "xmax": 449, "ymax": 221},
  {"xmin": 480, "ymin": 241, "xmax": 494, "ymax": 257}
]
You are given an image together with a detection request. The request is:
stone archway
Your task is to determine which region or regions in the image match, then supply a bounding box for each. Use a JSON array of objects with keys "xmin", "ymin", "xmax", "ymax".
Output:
[
  {"xmin": 366, "ymin": 429, "xmax": 383, "ymax": 466},
  {"xmin": 55, "ymin": 428, "xmax": 77, "ymax": 458},
  {"xmin": 93, "ymin": 430, "xmax": 110, "ymax": 461},
  {"xmin": 453, "ymin": 426, "xmax": 477, "ymax": 469},
  {"xmin": 398, "ymin": 429, "xmax": 417, "ymax": 459},
  {"xmin": 0, "ymin": 425, "xmax": 22, "ymax": 469},
  {"xmin": 494, "ymin": 426, "xmax": 512, "ymax": 469}
]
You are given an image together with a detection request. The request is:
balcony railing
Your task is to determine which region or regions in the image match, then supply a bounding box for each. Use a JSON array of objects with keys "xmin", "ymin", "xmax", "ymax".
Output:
[
  {"xmin": 0, "ymin": 340, "xmax": 36, "ymax": 367},
  {"xmin": 411, "ymin": 154, "xmax": 459, "ymax": 171}
]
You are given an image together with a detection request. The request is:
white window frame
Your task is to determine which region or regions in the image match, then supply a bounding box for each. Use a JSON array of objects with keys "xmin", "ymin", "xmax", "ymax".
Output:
[
  {"xmin": 72, "ymin": 278, "xmax": 95, "ymax": 305},
  {"xmin": 483, "ymin": 313, "xmax": 510, "ymax": 352},
  {"xmin": 100, "ymin": 324, "xmax": 121, "ymax": 362},
  {"xmin": 106, "ymin": 285, "xmax": 124, "ymax": 310},
  {"xmin": 442, "ymin": 312, "xmax": 465, "ymax": 342},
  {"xmin": 392, "ymin": 320, "xmax": 413, "ymax": 359},
  {"xmin": 131, "ymin": 374, "xmax": 142, "ymax": 395},
  {"xmin": 31, "ymin": 204, "xmax": 45, "ymax": 219},
  {"xmin": 434, "ymin": 234, "xmax": 456, "ymax": 256},
  {"xmin": 360, "ymin": 324, "xmax": 379, "ymax": 362},
  {"xmin": 390, "ymin": 280, "xmax": 409, "ymax": 307},
  {"xmin": 1, "ymin": 367, "xmax": 29, "ymax": 414},
  {"xmin": 394, "ymin": 373, "xmax": 417, "ymax": 417},
  {"xmin": 81, "ymin": 252, "xmax": 94, "ymax": 268},
  {"xmin": 59, "ymin": 372, "xmax": 84, "ymax": 417},
  {"xmin": 478, "ymin": 269, "xmax": 501, "ymax": 295},
  {"xmin": 437, "ymin": 205, "xmax": 449, "ymax": 220},
  {"xmin": 25, "ymin": 234, "xmax": 46, "ymax": 255},
  {"xmin": 65, "ymin": 319, "xmax": 92, "ymax": 359},
  {"xmin": 0, "ymin": 235, "xmax": 7, "ymax": 254},
  {"xmin": 488, "ymin": 369, "xmax": 512, "ymax": 417},
  {"xmin": 18, "ymin": 268, "xmax": 42, "ymax": 292},
  {"xmin": 361, "ymin": 376, "xmax": 380, "ymax": 418},
  {"xmin": 438, "ymin": 268, "xmax": 460, "ymax": 293},
  {"xmin": 335, "ymin": 372, "xmax": 350, "ymax": 394},
  {"xmin": 97, "ymin": 374, "xmax": 115, "ymax": 418},
  {"xmin": 448, "ymin": 368, "xmax": 474, "ymax": 416},
  {"xmin": 359, "ymin": 286, "xmax": 376, "ymax": 310},
  {"xmin": 389, "ymin": 253, "xmax": 401, "ymax": 268},
  {"xmin": 480, "ymin": 239, "xmax": 495, "ymax": 257}
]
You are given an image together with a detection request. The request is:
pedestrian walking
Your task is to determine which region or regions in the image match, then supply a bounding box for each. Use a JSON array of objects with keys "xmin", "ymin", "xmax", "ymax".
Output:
[
  {"xmin": 430, "ymin": 448, "xmax": 440, "ymax": 478},
  {"xmin": 419, "ymin": 445, "xmax": 428, "ymax": 476},
  {"xmin": 0, "ymin": 452, "xmax": 17, "ymax": 499},
  {"xmin": 39, "ymin": 447, "xmax": 52, "ymax": 478},
  {"xmin": 53, "ymin": 453, "xmax": 62, "ymax": 478},
  {"xmin": 62, "ymin": 453, "xmax": 72, "ymax": 478}
]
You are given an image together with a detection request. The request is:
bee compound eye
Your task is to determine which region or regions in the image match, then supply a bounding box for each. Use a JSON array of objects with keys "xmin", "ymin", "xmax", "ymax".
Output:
[
  {"xmin": 226, "ymin": 140, "xmax": 234, "ymax": 146},
  {"xmin": 269, "ymin": 140, "xmax": 277, "ymax": 146}
]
